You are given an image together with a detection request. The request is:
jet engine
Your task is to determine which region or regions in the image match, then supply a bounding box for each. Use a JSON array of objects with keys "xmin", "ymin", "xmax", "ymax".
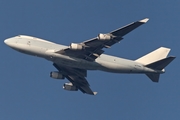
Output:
[
  {"xmin": 97, "ymin": 33, "xmax": 112, "ymax": 40},
  {"xmin": 50, "ymin": 71, "xmax": 65, "ymax": 79},
  {"xmin": 70, "ymin": 43, "xmax": 83, "ymax": 50},
  {"xmin": 63, "ymin": 82, "xmax": 78, "ymax": 91}
]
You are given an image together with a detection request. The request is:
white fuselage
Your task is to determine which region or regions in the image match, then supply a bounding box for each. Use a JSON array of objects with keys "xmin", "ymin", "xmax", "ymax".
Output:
[{"xmin": 4, "ymin": 35, "xmax": 161, "ymax": 74}]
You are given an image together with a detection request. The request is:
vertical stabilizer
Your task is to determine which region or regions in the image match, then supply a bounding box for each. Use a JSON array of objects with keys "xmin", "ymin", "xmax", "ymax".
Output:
[
  {"xmin": 136, "ymin": 47, "xmax": 175, "ymax": 82},
  {"xmin": 135, "ymin": 47, "xmax": 170, "ymax": 65}
]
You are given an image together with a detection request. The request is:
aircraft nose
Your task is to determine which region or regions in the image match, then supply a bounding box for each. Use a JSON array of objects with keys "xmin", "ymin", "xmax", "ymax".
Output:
[
  {"xmin": 4, "ymin": 39, "xmax": 9, "ymax": 45},
  {"xmin": 4, "ymin": 37, "xmax": 17, "ymax": 47}
]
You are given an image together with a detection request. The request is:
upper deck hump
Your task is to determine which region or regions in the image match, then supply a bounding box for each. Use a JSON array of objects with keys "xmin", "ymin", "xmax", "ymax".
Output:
[{"xmin": 17, "ymin": 35, "xmax": 56, "ymax": 44}]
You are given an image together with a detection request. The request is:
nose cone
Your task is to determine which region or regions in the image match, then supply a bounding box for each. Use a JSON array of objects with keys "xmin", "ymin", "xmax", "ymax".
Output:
[
  {"xmin": 4, "ymin": 37, "xmax": 17, "ymax": 48},
  {"xmin": 4, "ymin": 36, "xmax": 23, "ymax": 53},
  {"xmin": 4, "ymin": 39, "xmax": 10, "ymax": 46},
  {"xmin": 4, "ymin": 39, "xmax": 9, "ymax": 45}
]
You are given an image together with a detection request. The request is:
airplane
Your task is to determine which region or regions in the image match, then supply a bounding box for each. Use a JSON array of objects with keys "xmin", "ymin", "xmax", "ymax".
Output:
[{"xmin": 4, "ymin": 18, "xmax": 175, "ymax": 95}]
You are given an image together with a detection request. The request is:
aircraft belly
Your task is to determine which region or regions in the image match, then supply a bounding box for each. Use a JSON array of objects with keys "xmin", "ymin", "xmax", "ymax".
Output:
[{"xmin": 96, "ymin": 59, "xmax": 152, "ymax": 73}]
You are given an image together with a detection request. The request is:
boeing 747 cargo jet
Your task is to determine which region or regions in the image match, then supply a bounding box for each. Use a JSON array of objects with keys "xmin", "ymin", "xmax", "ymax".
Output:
[{"xmin": 4, "ymin": 18, "xmax": 175, "ymax": 95}]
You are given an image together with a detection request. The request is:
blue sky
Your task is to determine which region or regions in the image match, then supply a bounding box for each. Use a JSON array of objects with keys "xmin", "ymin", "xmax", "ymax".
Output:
[{"xmin": 0, "ymin": 1, "xmax": 179, "ymax": 120}]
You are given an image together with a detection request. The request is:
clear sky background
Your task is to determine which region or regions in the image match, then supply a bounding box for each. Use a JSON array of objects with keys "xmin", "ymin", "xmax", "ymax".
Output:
[{"xmin": 0, "ymin": 1, "xmax": 179, "ymax": 120}]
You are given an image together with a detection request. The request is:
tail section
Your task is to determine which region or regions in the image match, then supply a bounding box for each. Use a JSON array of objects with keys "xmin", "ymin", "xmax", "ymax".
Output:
[
  {"xmin": 145, "ymin": 56, "xmax": 176, "ymax": 70},
  {"xmin": 135, "ymin": 47, "xmax": 171, "ymax": 65},
  {"xmin": 145, "ymin": 56, "xmax": 175, "ymax": 82},
  {"xmin": 146, "ymin": 73, "xmax": 160, "ymax": 82},
  {"xmin": 135, "ymin": 47, "xmax": 175, "ymax": 82}
]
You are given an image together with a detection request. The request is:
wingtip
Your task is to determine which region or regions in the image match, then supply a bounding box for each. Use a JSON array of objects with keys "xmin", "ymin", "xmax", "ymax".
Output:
[
  {"xmin": 93, "ymin": 92, "xmax": 98, "ymax": 95},
  {"xmin": 139, "ymin": 18, "xmax": 149, "ymax": 23},
  {"xmin": 169, "ymin": 56, "xmax": 176, "ymax": 59}
]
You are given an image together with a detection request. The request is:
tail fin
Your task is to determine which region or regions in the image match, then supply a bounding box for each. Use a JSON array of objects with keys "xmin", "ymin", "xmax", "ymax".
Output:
[
  {"xmin": 135, "ymin": 47, "xmax": 175, "ymax": 82},
  {"xmin": 135, "ymin": 47, "xmax": 171, "ymax": 65},
  {"xmin": 145, "ymin": 56, "xmax": 176, "ymax": 82}
]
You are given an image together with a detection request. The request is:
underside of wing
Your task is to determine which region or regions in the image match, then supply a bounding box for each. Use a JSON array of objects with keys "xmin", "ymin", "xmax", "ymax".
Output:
[
  {"xmin": 53, "ymin": 63, "xmax": 97, "ymax": 95},
  {"xmin": 56, "ymin": 18, "xmax": 149, "ymax": 61},
  {"xmin": 110, "ymin": 18, "xmax": 149, "ymax": 36},
  {"xmin": 56, "ymin": 36, "xmax": 122, "ymax": 61}
]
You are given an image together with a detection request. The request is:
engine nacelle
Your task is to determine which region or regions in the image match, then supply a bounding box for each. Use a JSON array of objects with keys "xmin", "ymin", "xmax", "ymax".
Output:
[
  {"xmin": 50, "ymin": 71, "xmax": 65, "ymax": 79},
  {"xmin": 70, "ymin": 43, "xmax": 83, "ymax": 50},
  {"xmin": 63, "ymin": 82, "xmax": 78, "ymax": 91},
  {"xmin": 97, "ymin": 33, "xmax": 112, "ymax": 40}
]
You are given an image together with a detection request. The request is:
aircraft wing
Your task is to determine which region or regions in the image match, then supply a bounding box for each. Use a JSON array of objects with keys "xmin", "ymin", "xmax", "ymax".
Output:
[
  {"xmin": 53, "ymin": 63, "xmax": 97, "ymax": 95},
  {"xmin": 56, "ymin": 18, "xmax": 149, "ymax": 61}
]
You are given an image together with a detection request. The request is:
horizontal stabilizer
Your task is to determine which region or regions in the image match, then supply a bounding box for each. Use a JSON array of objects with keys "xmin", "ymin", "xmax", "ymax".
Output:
[
  {"xmin": 146, "ymin": 73, "xmax": 160, "ymax": 82},
  {"xmin": 145, "ymin": 56, "xmax": 176, "ymax": 70},
  {"xmin": 145, "ymin": 56, "xmax": 175, "ymax": 82}
]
